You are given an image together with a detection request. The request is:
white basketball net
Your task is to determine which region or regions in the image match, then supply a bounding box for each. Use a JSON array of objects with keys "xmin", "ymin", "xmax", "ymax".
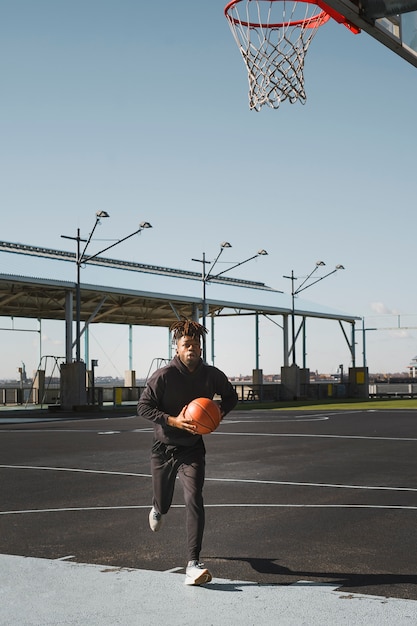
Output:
[{"xmin": 225, "ymin": 0, "xmax": 330, "ymax": 111}]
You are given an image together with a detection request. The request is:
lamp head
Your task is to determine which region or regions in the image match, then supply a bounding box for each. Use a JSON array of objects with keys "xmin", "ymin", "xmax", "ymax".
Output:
[
  {"xmin": 139, "ymin": 221, "xmax": 152, "ymax": 229},
  {"xmin": 257, "ymin": 249, "xmax": 268, "ymax": 256},
  {"xmin": 335, "ymin": 264, "xmax": 345, "ymax": 270},
  {"xmin": 96, "ymin": 211, "xmax": 110, "ymax": 218},
  {"xmin": 316, "ymin": 260, "xmax": 325, "ymax": 267},
  {"xmin": 220, "ymin": 241, "xmax": 232, "ymax": 248}
]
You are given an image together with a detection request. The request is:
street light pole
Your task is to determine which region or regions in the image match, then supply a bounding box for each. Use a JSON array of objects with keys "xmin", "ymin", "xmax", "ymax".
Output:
[
  {"xmin": 290, "ymin": 270, "xmax": 296, "ymax": 366},
  {"xmin": 61, "ymin": 212, "xmax": 152, "ymax": 364},
  {"xmin": 202, "ymin": 252, "xmax": 208, "ymax": 332},
  {"xmin": 361, "ymin": 318, "xmax": 377, "ymax": 368},
  {"xmin": 191, "ymin": 250, "xmax": 209, "ymax": 334},
  {"xmin": 283, "ymin": 261, "xmax": 345, "ymax": 366},
  {"xmin": 75, "ymin": 228, "xmax": 82, "ymax": 362},
  {"xmin": 209, "ymin": 249, "xmax": 268, "ymax": 280},
  {"xmin": 192, "ymin": 242, "xmax": 232, "ymax": 360},
  {"xmin": 192, "ymin": 244, "xmax": 268, "ymax": 361}
]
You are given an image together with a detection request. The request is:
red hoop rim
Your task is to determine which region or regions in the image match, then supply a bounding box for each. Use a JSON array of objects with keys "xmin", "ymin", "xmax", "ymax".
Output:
[
  {"xmin": 224, "ymin": 0, "xmax": 360, "ymax": 33},
  {"xmin": 224, "ymin": 0, "xmax": 330, "ymax": 29}
]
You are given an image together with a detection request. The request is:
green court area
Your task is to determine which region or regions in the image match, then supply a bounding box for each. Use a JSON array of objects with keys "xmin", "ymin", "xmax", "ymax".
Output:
[{"xmin": 237, "ymin": 398, "xmax": 417, "ymax": 411}]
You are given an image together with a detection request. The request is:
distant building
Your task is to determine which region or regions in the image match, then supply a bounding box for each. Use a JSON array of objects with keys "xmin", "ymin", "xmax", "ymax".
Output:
[{"xmin": 407, "ymin": 356, "xmax": 417, "ymax": 377}]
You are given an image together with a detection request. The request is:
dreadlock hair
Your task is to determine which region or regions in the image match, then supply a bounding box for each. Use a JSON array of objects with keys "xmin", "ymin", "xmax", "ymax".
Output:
[{"xmin": 170, "ymin": 318, "xmax": 208, "ymax": 344}]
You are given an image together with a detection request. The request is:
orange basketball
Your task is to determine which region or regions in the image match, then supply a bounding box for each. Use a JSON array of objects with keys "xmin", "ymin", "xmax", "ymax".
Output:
[{"xmin": 184, "ymin": 397, "xmax": 221, "ymax": 435}]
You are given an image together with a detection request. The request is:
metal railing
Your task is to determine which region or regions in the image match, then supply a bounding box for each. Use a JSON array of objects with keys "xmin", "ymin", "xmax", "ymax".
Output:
[{"xmin": 2, "ymin": 381, "xmax": 416, "ymax": 408}]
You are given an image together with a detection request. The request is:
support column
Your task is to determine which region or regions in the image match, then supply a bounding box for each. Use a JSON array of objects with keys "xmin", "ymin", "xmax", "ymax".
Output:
[
  {"xmin": 283, "ymin": 314, "xmax": 289, "ymax": 367},
  {"xmin": 32, "ymin": 369, "xmax": 45, "ymax": 405},
  {"xmin": 349, "ymin": 367, "xmax": 369, "ymax": 399},
  {"xmin": 124, "ymin": 370, "xmax": 136, "ymax": 402},
  {"xmin": 124, "ymin": 370, "xmax": 136, "ymax": 387},
  {"xmin": 128, "ymin": 325, "xmax": 133, "ymax": 371},
  {"xmin": 281, "ymin": 364, "xmax": 300, "ymax": 400},
  {"xmin": 65, "ymin": 290, "xmax": 73, "ymax": 364},
  {"xmin": 211, "ymin": 316, "xmax": 215, "ymax": 365},
  {"xmin": 60, "ymin": 361, "xmax": 87, "ymax": 409},
  {"xmin": 255, "ymin": 312, "xmax": 260, "ymax": 371}
]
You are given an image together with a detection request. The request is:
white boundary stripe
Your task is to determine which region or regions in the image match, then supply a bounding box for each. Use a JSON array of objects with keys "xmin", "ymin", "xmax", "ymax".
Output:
[
  {"xmin": 2, "ymin": 430, "xmax": 416, "ymax": 441},
  {"xmin": 1, "ymin": 422, "xmax": 415, "ymax": 440},
  {"xmin": 0, "ymin": 427, "xmax": 154, "ymax": 433},
  {"xmin": 163, "ymin": 567, "xmax": 184, "ymax": 573},
  {"xmin": 1, "ymin": 464, "xmax": 416, "ymax": 492},
  {"xmin": 216, "ymin": 432, "xmax": 417, "ymax": 441},
  {"xmin": 1, "ymin": 503, "xmax": 417, "ymax": 515},
  {"xmin": 223, "ymin": 416, "xmax": 330, "ymax": 422},
  {"xmin": 206, "ymin": 477, "xmax": 417, "ymax": 491},
  {"xmin": 56, "ymin": 555, "xmax": 76, "ymax": 561},
  {"xmin": 0, "ymin": 464, "xmax": 150, "ymax": 477}
]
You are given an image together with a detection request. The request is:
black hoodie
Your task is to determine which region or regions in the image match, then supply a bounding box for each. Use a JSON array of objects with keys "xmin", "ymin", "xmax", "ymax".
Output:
[{"xmin": 137, "ymin": 355, "xmax": 238, "ymax": 447}]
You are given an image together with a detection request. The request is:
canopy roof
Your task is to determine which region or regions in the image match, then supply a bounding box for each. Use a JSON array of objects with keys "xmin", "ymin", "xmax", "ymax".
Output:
[{"xmin": 0, "ymin": 242, "xmax": 360, "ymax": 327}]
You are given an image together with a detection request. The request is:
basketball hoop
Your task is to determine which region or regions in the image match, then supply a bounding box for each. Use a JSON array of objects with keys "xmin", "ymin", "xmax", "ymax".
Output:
[{"xmin": 224, "ymin": 0, "xmax": 359, "ymax": 111}]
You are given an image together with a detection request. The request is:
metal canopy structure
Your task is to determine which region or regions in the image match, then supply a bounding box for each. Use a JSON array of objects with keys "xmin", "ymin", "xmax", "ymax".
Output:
[
  {"xmin": 0, "ymin": 273, "xmax": 227, "ymax": 327},
  {"xmin": 0, "ymin": 241, "xmax": 361, "ymax": 370},
  {"xmin": 0, "ymin": 241, "xmax": 273, "ymax": 291},
  {"xmin": 0, "ymin": 272, "xmax": 358, "ymax": 324}
]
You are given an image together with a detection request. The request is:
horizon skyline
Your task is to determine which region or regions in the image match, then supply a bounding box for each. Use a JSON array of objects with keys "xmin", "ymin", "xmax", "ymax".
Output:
[
  {"xmin": 1, "ymin": 368, "xmax": 415, "ymax": 384},
  {"xmin": 1, "ymin": 357, "xmax": 415, "ymax": 383}
]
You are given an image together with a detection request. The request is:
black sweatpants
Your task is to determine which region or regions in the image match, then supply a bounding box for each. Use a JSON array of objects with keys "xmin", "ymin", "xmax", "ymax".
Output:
[{"xmin": 151, "ymin": 438, "xmax": 206, "ymax": 563}]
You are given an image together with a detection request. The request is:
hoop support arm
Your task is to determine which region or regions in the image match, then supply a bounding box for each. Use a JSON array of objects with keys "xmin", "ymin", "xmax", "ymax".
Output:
[{"xmin": 317, "ymin": 0, "xmax": 361, "ymax": 32}]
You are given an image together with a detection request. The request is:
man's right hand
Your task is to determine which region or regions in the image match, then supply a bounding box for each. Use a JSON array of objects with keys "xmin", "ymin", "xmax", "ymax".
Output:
[{"xmin": 167, "ymin": 406, "xmax": 197, "ymax": 434}]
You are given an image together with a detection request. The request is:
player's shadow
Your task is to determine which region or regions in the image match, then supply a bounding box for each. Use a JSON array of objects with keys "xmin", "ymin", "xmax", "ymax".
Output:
[{"xmin": 209, "ymin": 556, "xmax": 417, "ymax": 593}]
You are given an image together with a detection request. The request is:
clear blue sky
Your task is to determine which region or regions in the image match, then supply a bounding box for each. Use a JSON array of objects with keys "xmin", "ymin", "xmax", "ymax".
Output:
[{"xmin": 1, "ymin": 0, "xmax": 416, "ymax": 380}]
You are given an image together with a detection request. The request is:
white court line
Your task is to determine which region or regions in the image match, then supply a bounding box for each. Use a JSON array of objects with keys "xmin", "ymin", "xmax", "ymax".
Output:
[
  {"xmin": 216, "ymin": 432, "xmax": 417, "ymax": 441},
  {"xmin": 1, "ymin": 503, "xmax": 417, "ymax": 515},
  {"xmin": 1, "ymin": 429, "xmax": 416, "ymax": 441},
  {"xmin": 164, "ymin": 567, "xmax": 184, "ymax": 573},
  {"xmin": 1, "ymin": 464, "xmax": 417, "ymax": 492},
  {"xmin": 0, "ymin": 465, "xmax": 150, "ymax": 478},
  {"xmin": 206, "ymin": 476, "xmax": 417, "ymax": 491},
  {"xmin": 0, "ymin": 427, "xmax": 154, "ymax": 434},
  {"xmin": 224, "ymin": 416, "xmax": 330, "ymax": 423},
  {"xmin": 55, "ymin": 555, "xmax": 76, "ymax": 561},
  {"xmin": 98, "ymin": 431, "xmax": 121, "ymax": 435}
]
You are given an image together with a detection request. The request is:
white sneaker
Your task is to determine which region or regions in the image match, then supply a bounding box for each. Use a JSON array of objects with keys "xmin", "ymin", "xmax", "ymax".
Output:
[
  {"xmin": 184, "ymin": 560, "xmax": 212, "ymax": 586},
  {"xmin": 148, "ymin": 507, "xmax": 163, "ymax": 532}
]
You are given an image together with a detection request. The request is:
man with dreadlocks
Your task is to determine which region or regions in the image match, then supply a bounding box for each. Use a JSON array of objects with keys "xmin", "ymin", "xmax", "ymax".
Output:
[{"xmin": 137, "ymin": 318, "xmax": 238, "ymax": 585}]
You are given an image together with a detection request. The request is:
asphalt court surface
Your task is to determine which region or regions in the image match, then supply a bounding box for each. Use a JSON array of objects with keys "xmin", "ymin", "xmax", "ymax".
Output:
[{"xmin": 1, "ymin": 407, "xmax": 417, "ymax": 602}]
